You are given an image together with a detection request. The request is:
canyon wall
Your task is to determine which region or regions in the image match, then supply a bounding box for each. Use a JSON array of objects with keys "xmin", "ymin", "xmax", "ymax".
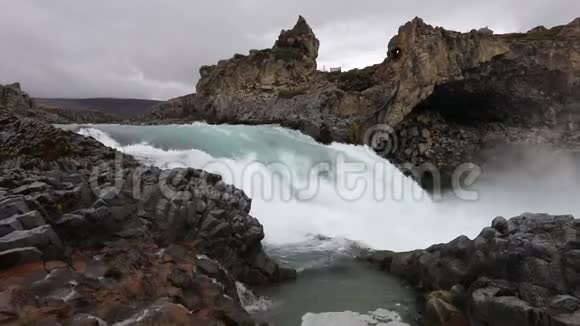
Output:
[{"xmin": 149, "ymin": 16, "xmax": 580, "ymax": 190}]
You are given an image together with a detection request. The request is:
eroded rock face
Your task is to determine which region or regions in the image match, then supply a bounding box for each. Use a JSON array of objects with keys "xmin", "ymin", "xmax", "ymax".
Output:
[
  {"xmin": 148, "ymin": 16, "xmax": 355, "ymax": 143},
  {"xmin": 364, "ymin": 213, "xmax": 580, "ymax": 326},
  {"xmin": 376, "ymin": 17, "xmax": 580, "ymax": 189},
  {"xmin": 0, "ymin": 88, "xmax": 295, "ymax": 324},
  {"xmin": 148, "ymin": 16, "xmax": 580, "ymax": 190}
]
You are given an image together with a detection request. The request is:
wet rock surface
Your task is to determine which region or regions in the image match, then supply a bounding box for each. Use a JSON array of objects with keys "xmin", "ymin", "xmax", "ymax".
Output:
[
  {"xmin": 0, "ymin": 88, "xmax": 295, "ymax": 324},
  {"xmin": 3, "ymin": 16, "xmax": 580, "ymax": 325},
  {"xmin": 0, "ymin": 113, "xmax": 139, "ymax": 171},
  {"xmin": 364, "ymin": 213, "xmax": 580, "ymax": 326},
  {"xmin": 0, "ymin": 241, "xmax": 255, "ymax": 325}
]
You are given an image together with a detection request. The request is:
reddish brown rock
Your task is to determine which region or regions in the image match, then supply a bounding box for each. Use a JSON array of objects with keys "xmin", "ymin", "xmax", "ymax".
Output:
[{"xmin": 0, "ymin": 241, "xmax": 254, "ymax": 325}]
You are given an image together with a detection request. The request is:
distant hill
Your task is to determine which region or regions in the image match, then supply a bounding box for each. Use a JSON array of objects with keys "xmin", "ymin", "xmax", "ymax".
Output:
[{"xmin": 33, "ymin": 98, "xmax": 162, "ymax": 117}]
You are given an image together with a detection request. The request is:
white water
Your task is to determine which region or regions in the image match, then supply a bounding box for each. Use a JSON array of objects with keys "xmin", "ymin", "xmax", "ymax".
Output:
[
  {"xmin": 73, "ymin": 123, "xmax": 580, "ymax": 326},
  {"xmin": 76, "ymin": 123, "xmax": 580, "ymax": 252},
  {"xmin": 302, "ymin": 309, "xmax": 407, "ymax": 326}
]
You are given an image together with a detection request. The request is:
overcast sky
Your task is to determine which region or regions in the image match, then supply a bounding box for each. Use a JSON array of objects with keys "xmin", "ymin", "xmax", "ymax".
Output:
[{"xmin": 0, "ymin": 1, "xmax": 578, "ymax": 100}]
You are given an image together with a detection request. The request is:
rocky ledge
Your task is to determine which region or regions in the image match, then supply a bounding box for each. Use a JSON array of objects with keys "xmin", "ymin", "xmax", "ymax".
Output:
[
  {"xmin": 363, "ymin": 213, "xmax": 580, "ymax": 326},
  {"xmin": 0, "ymin": 83, "xmax": 124, "ymax": 124},
  {"xmin": 0, "ymin": 88, "xmax": 295, "ymax": 324},
  {"xmin": 147, "ymin": 16, "xmax": 580, "ymax": 191}
]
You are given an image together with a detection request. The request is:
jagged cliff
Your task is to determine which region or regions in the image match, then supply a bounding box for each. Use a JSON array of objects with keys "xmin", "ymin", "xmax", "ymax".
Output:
[{"xmin": 148, "ymin": 16, "xmax": 580, "ymax": 190}]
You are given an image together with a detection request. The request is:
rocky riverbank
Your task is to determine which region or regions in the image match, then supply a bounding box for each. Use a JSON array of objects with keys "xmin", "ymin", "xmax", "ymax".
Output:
[
  {"xmin": 2, "ymin": 15, "xmax": 580, "ymax": 325},
  {"xmin": 147, "ymin": 16, "xmax": 580, "ymax": 191},
  {"xmin": 363, "ymin": 213, "xmax": 580, "ymax": 326},
  {"xmin": 0, "ymin": 86, "xmax": 295, "ymax": 324}
]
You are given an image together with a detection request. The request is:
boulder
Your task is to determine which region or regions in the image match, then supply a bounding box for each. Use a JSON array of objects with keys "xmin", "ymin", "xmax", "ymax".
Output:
[
  {"xmin": 0, "ymin": 225, "xmax": 64, "ymax": 260},
  {"xmin": 14, "ymin": 210, "xmax": 46, "ymax": 229},
  {"xmin": 551, "ymin": 295, "xmax": 580, "ymax": 314},
  {"xmin": 12, "ymin": 182, "xmax": 49, "ymax": 196},
  {"xmin": 425, "ymin": 291, "xmax": 468, "ymax": 326},
  {"xmin": 0, "ymin": 247, "xmax": 43, "ymax": 269},
  {"xmin": 0, "ymin": 217, "xmax": 22, "ymax": 237},
  {"xmin": 491, "ymin": 216, "xmax": 508, "ymax": 234},
  {"xmin": 0, "ymin": 196, "xmax": 30, "ymax": 220},
  {"xmin": 368, "ymin": 213, "xmax": 580, "ymax": 326}
]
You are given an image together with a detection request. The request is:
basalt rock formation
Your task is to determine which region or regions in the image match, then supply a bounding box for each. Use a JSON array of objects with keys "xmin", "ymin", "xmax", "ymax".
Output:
[
  {"xmin": 363, "ymin": 213, "xmax": 580, "ymax": 326},
  {"xmin": 0, "ymin": 85, "xmax": 295, "ymax": 324},
  {"xmin": 148, "ymin": 16, "xmax": 580, "ymax": 190}
]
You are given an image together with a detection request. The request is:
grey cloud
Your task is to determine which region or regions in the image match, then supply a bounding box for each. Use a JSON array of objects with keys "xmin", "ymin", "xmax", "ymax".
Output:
[{"xmin": 0, "ymin": 0, "xmax": 578, "ymax": 100}]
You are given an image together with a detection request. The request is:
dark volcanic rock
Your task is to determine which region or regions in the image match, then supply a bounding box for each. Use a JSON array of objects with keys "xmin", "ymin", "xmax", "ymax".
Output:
[
  {"xmin": 0, "ymin": 142, "xmax": 291, "ymax": 285},
  {"xmin": 0, "ymin": 87, "xmax": 295, "ymax": 324},
  {"xmin": 0, "ymin": 114, "xmax": 139, "ymax": 170},
  {"xmin": 147, "ymin": 16, "xmax": 580, "ymax": 191},
  {"xmin": 0, "ymin": 225, "xmax": 64, "ymax": 260},
  {"xmin": 0, "ymin": 241, "xmax": 254, "ymax": 325},
  {"xmin": 364, "ymin": 213, "xmax": 580, "ymax": 326},
  {"xmin": 0, "ymin": 247, "xmax": 43, "ymax": 269}
]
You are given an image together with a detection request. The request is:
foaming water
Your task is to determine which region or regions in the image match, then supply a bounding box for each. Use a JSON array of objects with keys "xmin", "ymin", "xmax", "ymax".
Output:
[
  {"xmin": 236, "ymin": 282, "xmax": 273, "ymax": 313},
  {"xmin": 301, "ymin": 309, "xmax": 409, "ymax": 326},
  {"xmin": 73, "ymin": 122, "xmax": 580, "ymax": 325},
  {"xmin": 75, "ymin": 123, "xmax": 580, "ymax": 251}
]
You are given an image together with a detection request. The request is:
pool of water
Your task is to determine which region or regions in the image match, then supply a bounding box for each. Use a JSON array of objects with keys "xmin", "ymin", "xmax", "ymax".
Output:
[{"xmin": 248, "ymin": 238, "xmax": 421, "ymax": 326}]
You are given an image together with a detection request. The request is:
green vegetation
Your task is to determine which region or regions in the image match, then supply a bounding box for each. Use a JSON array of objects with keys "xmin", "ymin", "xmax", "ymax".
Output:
[
  {"xmin": 325, "ymin": 68, "xmax": 376, "ymax": 92},
  {"xmin": 503, "ymin": 25, "xmax": 565, "ymax": 41},
  {"xmin": 525, "ymin": 26, "xmax": 565, "ymax": 40}
]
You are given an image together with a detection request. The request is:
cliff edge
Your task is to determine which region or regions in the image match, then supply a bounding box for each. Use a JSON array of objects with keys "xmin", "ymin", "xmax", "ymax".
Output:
[{"xmin": 148, "ymin": 16, "xmax": 580, "ymax": 190}]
